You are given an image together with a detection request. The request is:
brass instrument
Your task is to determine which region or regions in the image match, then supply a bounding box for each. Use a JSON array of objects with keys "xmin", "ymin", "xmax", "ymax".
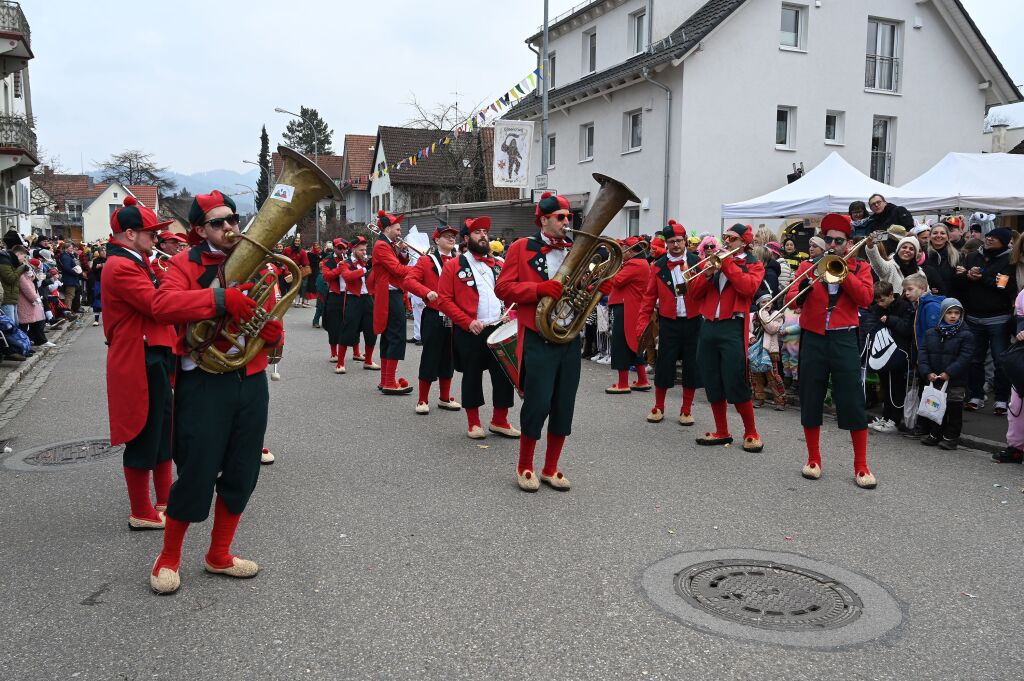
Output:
[
  {"xmin": 365, "ymin": 222, "xmax": 428, "ymax": 257},
  {"xmin": 759, "ymin": 236, "xmax": 870, "ymax": 322},
  {"xmin": 681, "ymin": 246, "xmax": 743, "ymax": 283},
  {"xmin": 185, "ymin": 146, "xmax": 341, "ymax": 373},
  {"xmin": 536, "ymin": 173, "xmax": 639, "ymax": 344}
]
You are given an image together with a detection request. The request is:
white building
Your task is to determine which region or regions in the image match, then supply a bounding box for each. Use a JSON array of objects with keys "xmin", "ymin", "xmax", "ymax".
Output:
[
  {"xmin": 0, "ymin": 1, "xmax": 36, "ymax": 236},
  {"xmin": 505, "ymin": 0, "xmax": 1021, "ymax": 237},
  {"xmin": 341, "ymin": 134, "xmax": 376, "ymax": 226}
]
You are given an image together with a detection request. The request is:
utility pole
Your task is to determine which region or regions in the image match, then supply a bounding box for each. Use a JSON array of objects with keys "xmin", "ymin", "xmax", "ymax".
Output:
[{"xmin": 540, "ymin": 0, "xmax": 550, "ymax": 181}]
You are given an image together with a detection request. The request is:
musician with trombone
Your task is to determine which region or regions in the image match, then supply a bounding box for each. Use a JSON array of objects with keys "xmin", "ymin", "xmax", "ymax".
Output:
[
  {"xmin": 436, "ymin": 217, "xmax": 519, "ymax": 439},
  {"xmin": 688, "ymin": 223, "xmax": 766, "ymax": 452},
  {"xmin": 602, "ymin": 235, "xmax": 652, "ymax": 394},
  {"xmin": 782, "ymin": 213, "xmax": 876, "ymax": 489},
  {"xmin": 403, "ymin": 223, "xmax": 461, "ymax": 415},
  {"xmin": 370, "ymin": 210, "xmax": 415, "ymax": 395},
  {"xmin": 637, "ymin": 220, "xmax": 704, "ymax": 425}
]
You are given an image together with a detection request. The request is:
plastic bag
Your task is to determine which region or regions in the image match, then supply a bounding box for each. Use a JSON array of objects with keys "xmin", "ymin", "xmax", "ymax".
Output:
[
  {"xmin": 904, "ymin": 375, "xmax": 920, "ymax": 429},
  {"xmin": 917, "ymin": 382, "xmax": 948, "ymax": 425}
]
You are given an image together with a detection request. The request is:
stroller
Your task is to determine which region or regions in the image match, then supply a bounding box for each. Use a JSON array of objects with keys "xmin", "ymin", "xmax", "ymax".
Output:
[{"xmin": 0, "ymin": 311, "xmax": 33, "ymax": 359}]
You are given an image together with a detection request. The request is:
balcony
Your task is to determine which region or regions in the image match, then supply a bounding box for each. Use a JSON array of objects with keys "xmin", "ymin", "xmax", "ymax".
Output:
[
  {"xmin": 0, "ymin": 1, "xmax": 31, "ymax": 76},
  {"xmin": 49, "ymin": 212, "xmax": 83, "ymax": 226},
  {"xmin": 865, "ymin": 55, "xmax": 900, "ymax": 93},
  {"xmin": 0, "ymin": 114, "xmax": 37, "ymax": 180},
  {"xmin": 870, "ymin": 151, "xmax": 892, "ymax": 184}
]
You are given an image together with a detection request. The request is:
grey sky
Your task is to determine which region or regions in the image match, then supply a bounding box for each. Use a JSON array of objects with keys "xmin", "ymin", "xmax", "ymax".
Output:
[{"xmin": 27, "ymin": 0, "xmax": 1024, "ymax": 176}]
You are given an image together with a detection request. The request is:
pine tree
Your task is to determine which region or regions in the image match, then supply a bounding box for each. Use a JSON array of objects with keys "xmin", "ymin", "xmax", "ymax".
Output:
[
  {"xmin": 256, "ymin": 125, "xmax": 270, "ymax": 210},
  {"xmin": 281, "ymin": 106, "xmax": 334, "ymax": 156}
]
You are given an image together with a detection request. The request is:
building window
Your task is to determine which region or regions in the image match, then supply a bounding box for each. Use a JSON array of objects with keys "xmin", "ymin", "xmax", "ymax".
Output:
[
  {"xmin": 780, "ymin": 4, "xmax": 806, "ymax": 50},
  {"xmin": 548, "ymin": 52, "xmax": 556, "ymax": 89},
  {"xmin": 631, "ymin": 10, "xmax": 646, "ymax": 54},
  {"xmin": 825, "ymin": 110, "xmax": 845, "ymax": 144},
  {"xmin": 627, "ymin": 208, "xmax": 640, "ymax": 237},
  {"xmin": 580, "ymin": 123, "xmax": 595, "ymax": 162},
  {"xmin": 871, "ymin": 116, "xmax": 895, "ymax": 183},
  {"xmin": 372, "ymin": 195, "xmax": 379, "ymax": 213},
  {"xmin": 866, "ymin": 18, "xmax": 901, "ymax": 92},
  {"xmin": 776, "ymin": 107, "xmax": 796, "ymax": 149},
  {"xmin": 383, "ymin": 192, "xmax": 391, "ymax": 211},
  {"xmin": 624, "ymin": 110, "xmax": 642, "ymax": 152},
  {"xmin": 583, "ymin": 29, "xmax": 597, "ymax": 74},
  {"xmin": 108, "ymin": 203, "xmax": 120, "ymax": 218},
  {"xmin": 547, "ymin": 134, "xmax": 556, "ymax": 168}
]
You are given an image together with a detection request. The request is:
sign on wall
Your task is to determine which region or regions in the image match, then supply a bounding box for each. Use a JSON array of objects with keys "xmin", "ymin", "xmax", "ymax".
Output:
[{"xmin": 493, "ymin": 120, "xmax": 534, "ymax": 189}]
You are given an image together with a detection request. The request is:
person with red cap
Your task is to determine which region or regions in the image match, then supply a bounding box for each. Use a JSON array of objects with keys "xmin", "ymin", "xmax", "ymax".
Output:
[
  {"xmin": 786, "ymin": 212, "xmax": 876, "ymax": 489},
  {"xmin": 337, "ymin": 235, "xmax": 379, "ymax": 372},
  {"xmin": 320, "ymin": 238, "xmax": 349, "ymax": 368},
  {"xmin": 600, "ymin": 235, "xmax": 652, "ymax": 394},
  {"xmin": 282, "ymin": 235, "xmax": 310, "ymax": 308},
  {"xmin": 371, "ymin": 210, "xmax": 414, "ymax": 394},
  {"xmin": 102, "ymin": 197, "xmax": 180, "ymax": 531},
  {"xmin": 147, "ymin": 189, "xmax": 280, "ymax": 594},
  {"xmin": 637, "ymin": 220, "xmax": 704, "ymax": 425},
  {"xmin": 404, "ymin": 221, "xmax": 461, "ymax": 414},
  {"xmin": 437, "ymin": 217, "xmax": 519, "ymax": 439},
  {"xmin": 495, "ymin": 192, "xmax": 578, "ymax": 492},
  {"xmin": 688, "ymin": 223, "xmax": 766, "ymax": 452},
  {"xmin": 153, "ymin": 231, "xmax": 188, "ymax": 282}
]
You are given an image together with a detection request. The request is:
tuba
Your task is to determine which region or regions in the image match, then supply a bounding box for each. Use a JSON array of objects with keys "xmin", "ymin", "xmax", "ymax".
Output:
[
  {"xmin": 535, "ymin": 173, "xmax": 640, "ymax": 344},
  {"xmin": 185, "ymin": 146, "xmax": 341, "ymax": 373}
]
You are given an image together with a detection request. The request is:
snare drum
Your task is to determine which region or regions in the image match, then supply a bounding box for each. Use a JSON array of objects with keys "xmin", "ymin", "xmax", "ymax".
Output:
[{"xmin": 486, "ymin": 320, "xmax": 522, "ymax": 395}]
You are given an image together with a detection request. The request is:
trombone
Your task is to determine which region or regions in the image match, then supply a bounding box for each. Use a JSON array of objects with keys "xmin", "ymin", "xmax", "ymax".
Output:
[
  {"xmin": 680, "ymin": 246, "xmax": 743, "ymax": 283},
  {"xmin": 759, "ymin": 236, "xmax": 870, "ymax": 321},
  {"xmin": 365, "ymin": 222, "xmax": 428, "ymax": 257}
]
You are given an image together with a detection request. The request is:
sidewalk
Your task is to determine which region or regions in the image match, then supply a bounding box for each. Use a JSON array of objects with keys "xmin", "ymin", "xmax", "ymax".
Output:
[{"xmin": 0, "ymin": 321, "xmax": 78, "ymax": 404}]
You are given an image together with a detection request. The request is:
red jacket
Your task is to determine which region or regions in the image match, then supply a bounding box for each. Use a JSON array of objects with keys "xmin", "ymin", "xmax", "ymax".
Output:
[
  {"xmin": 607, "ymin": 256, "xmax": 650, "ymax": 353},
  {"xmin": 404, "ymin": 251, "xmax": 456, "ymax": 311},
  {"xmin": 371, "ymin": 236, "xmax": 411, "ymax": 334},
  {"xmin": 687, "ymin": 252, "xmax": 764, "ymax": 321},
  {"xmin": 321, "ymin": 254, "xmax": 347, "ymax": 294},
  {"xmin": 101, "ymin": 245, "xmax": 178, "ymax": 445},
  {"xmin": 638, "ymin": 255, "xmax": 702, "ymax": 335},
  {"xmin": 341, "ymin": 259, "xmax": 369, "ymax": 295},
  {"xmin": 437, "ymin": 254, "xmax": 503, "ymax": 331},
  {"xmin": 283, "ymin": 246, "xmax": 309, "ymax": 268},
  {"xmin": 785, "ymin": 257, "xmax": 873, "ymax": 335},
  {"xmin": 152, "ymin": 242, "xmax": 282, "ymax": 375}
]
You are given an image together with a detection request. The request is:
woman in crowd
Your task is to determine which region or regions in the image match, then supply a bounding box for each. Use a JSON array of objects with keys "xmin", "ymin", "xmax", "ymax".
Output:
[
  {"xmin": 865, "ymin": 233, "xmax": 923, "ymax": 291},
  {"xmin": 849, "ymin": 200, "xmax": 871, "ymax": 237},
  {"xmin": 17, "ymin": 258, "xmax": 52, "ymax": 347},
  {"xmin": 923, "ymin": 222, "xmax": 959, "ymax": 296}
]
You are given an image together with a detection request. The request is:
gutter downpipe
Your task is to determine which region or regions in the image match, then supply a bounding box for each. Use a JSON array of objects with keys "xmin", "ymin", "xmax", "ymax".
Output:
[{"xmin": 642, "ymin": 66, "xmax": 671, "ymax": 229}]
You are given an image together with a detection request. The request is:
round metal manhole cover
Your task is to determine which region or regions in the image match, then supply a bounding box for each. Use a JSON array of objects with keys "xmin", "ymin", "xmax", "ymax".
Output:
[
  {"xmin": 675, "ymin": 560, "xmax": 862, "ymax": 631},
  {"xmin": 3, "ymin": 438, "xmax": 124, "ymax": 470},
  {"xmin": 641, "ymin": 549, "xmax": 904, "ymax": 649}
]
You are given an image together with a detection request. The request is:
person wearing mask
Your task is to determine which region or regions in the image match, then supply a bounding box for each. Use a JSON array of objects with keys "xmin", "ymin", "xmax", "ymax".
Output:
[{"xmin": 923, "ymin": 222, "xmax": 959, "ymax": 297}]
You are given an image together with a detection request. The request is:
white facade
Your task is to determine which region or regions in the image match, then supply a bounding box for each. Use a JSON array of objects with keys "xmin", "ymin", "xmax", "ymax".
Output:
[
  {"xmin": 516, "ymin": 0, "xmax": 1020, "ymax": 237},
  {"xmin": 342, "ymin": 188, "xmax": 370, "ymax": 225},
  {"xmin": 0, "ymin": 1, "xmax": 35, "ymax": 237},
  {"xmin": 367, "ymin": 144, "xmax": 402, "ymax": 214},
  {"xmin": 82, "ymin": 182, "xmax": 130, "ymax": 243}
]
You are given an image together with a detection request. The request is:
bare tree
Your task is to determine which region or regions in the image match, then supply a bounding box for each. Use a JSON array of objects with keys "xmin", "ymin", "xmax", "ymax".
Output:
[
  {"xmin": 984, "ymin": 111, "xmax": 1013, "ymax": 132},
  {"xmin": 96, "ymin": 149, "xmax": 178, "ymax": 195}
]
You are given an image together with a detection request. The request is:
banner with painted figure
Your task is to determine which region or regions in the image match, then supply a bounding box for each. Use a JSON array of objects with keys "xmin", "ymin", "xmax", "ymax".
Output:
[{"xmin": 493, "ymin": 120, "xmax": 534, "ymax": 188}]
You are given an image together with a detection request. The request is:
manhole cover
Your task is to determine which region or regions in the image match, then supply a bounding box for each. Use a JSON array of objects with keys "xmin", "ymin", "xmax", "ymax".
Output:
[
  {"xmin": 675, "ymin": 560, "xmax": 862, "ymax": 631},
  {"xmin": 3, "ymin": 438, "xmax": 123, "ymax": 470}
]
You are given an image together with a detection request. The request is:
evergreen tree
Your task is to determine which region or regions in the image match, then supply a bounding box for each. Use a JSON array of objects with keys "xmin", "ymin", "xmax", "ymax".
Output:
[
  {"xmin": 281, "ymin": 106, "xmax": 334, "ymax": 156},
  {"xmin": 256, "ymin": 125, "xmax": 270, "ymax": 210}
]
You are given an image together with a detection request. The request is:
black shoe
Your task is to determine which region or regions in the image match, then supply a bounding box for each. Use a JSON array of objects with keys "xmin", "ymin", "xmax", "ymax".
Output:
[
  {"xmin": 4, "ymin": 353, "xmax": 26, "ymax": 362},
  {"xmin": 992, "ymin": 447, "xmax": 1024, "ymax": 464},
  {"xmin": 901, "ymin": 426, "xmax": 924, "ymax": 439},
  {"xmin": 937, "ymin": 438, "xmax": 958, "ymax": 451},
  {"xmin": 921, "ymin": 434, "xmax": 940, "ymax": 446}
]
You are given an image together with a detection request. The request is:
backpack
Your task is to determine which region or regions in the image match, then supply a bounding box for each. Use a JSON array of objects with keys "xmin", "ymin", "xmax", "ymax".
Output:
[
  {"xmin": 865, "ymin": 326, "xmax": 905, "ymax": 372},
  {"xmin": 0, "ymin": 313, "xmax": 32, "ymax": 356}
]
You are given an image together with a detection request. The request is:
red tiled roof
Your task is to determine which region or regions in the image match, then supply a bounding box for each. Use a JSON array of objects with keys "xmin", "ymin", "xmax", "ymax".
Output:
[
  {"xmin": 342, "ymin": 134, "xmax": 377, "ymax": 191},
  {"xmin": 271, "ymin": 152, "xmax": 344, "ymax": 181},
  {"xmin": 31, "ymin": 171, "xmax": 91, "ymax": 208},
  {"xmin": 127, "ymin": 185, "xmax": 159, "ymax": 209}
]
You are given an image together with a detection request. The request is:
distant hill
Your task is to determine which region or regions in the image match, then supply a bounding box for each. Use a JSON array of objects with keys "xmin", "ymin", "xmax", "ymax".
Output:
[{"xmin": 88, "ymin": 168, "xmax": 261, "ymax": 213}]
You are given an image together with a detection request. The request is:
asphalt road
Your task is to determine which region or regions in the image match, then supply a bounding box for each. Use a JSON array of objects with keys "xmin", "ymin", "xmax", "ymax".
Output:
[{"xmin": 1, "ymin": 307, "xmax": 1022, "ymax": 680}]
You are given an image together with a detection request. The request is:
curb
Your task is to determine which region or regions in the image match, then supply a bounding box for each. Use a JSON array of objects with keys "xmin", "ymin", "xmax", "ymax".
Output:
[
  {"xmin": 0, "ymin": 323, "xmax": 75, "ymax": 404},
  {"xmin": 959, "ymin": 433, "xmax": 1005, "ymax": 455}
]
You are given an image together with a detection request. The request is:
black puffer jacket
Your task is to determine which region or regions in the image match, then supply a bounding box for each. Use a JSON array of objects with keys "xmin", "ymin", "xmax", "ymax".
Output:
[
  {"xmin": 918, "ymin": 326, "xmax": 975, "ymax": 387},
  {"xmin": 955, "ymin": 247, "xmax": 1014, "ymax": 319},
  {"xmin": 865, "ymin": 202, "xmax": 915, "ymax": 232},
  {"xmin": 864, "ymin": 297, "xmax": 915, "ymax": 353}
]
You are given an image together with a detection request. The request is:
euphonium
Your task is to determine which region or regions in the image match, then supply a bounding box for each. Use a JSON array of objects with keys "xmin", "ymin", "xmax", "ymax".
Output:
[
  {"xmin": 536, "ymin": 173, "xmax": 640, "ymax": 344},
  {"xmin": 185, "ymin": 146, "xmax": 341, "ymax": 373}
]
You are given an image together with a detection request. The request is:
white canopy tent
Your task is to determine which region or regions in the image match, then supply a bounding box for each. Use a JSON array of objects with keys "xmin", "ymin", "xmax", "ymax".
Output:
[
  {"xmin": 887, "ymin": 152, "xmax": 1024, "ymax": 214},
  {"xmin": 721, "ymin": 152, "xmax": 897, "ymax": 219}
]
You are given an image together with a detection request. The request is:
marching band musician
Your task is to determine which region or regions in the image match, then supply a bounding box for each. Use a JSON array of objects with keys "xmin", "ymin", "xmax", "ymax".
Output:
[
  {"xmin": 101, "ymin": 197, "xmax": 177, "ymax": 531},
  {"xmin": 148, "ymin": 190, "xmax": 280, "ymax": 595},
  {"xmin": 321, "ymin": 237, "xmax": 349, "ymax": 368},
  {"xmin": 371, "ymin": 210, "xmax": 414, "ymax": 395},
  {"xmin": 785, "ymin": 213, "xmax": 876, "ymax": 489},
  {"xmin": 637, "ymin": 220, "xmax": 704, "ymax": 426},
  {"xmin": 152, "ymin": 231, "xmax": 187, "ymax": 282},
  {"xmin": 403, "ymin": 223, "xmax": 461, "ymax": 414},
  {"xmin": 601, "ymin": 235, "xmax": 652, "ymax": 394},
  {"xmin": 337, "ymin": 235, "xmax": 379, "ymax": 372},
  {"xmin": 282, "ymin": 235, "xmax": 310, "ymax": 308},
  {"xmin": 495, "ymin": 192, "xmax": 579, "ymax": 492},
  {"xmin": 437, "ymin": 217, "xmax": 519, "ymax": 440},
  {"xmin": 687, "ymin": 223, "xmax": 766, "ymax": 453}
]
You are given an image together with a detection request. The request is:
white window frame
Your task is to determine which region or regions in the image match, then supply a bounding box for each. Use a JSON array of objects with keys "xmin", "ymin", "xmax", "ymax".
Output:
[
  {"xmin": 824, "ymin": 110, "xmax": 845, "ymax": 145},
  {"xmin": 547, "ymin": 134, "xmax": 557, "ymax": 169},
  {"xmin": 630, "ymin": 9, "xmax": 647, "ymax": 55},
  {"xmin": 776, "ymin": 106, "xmax": 796, "ymax": 150},
  {"xmin": 579, "ymin": 122, "xmax": 595, "ymax": 162},
  {"xmin": 865, "ymin": 17, "xmax": 902, "ymax": 94},
  {"xmin": 870, "ymin": 115, "xmax": 896, "ymax": 183},
  {"xmin": 583, "ymin": 29, "xmax": 597, "ymax": 74},
  {"xmin": 780, "ymin": 3, "xmax": 807, "ymax": 52},
  {"xmin": 627, "ymin": 207, "xmax": 640, "ymax": 237},
  {"xmin": 623, "ymin": 109, "xmax": 642, "ymax": 153},
  {"xmin": 547, "ymin": 52, "xmax": 556, "ymax": 89}
]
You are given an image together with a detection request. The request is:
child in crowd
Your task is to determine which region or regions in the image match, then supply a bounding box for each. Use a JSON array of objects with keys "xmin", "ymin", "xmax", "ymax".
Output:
[
  {"xmin": 750, "ymin": 294, "xmax": 786, "ymax": 410},
  {"xmin": 780, "ymin": 306, "xmax": 801, "ymax": 395},
  {"xmin": 917, "ymin": 298, "xmax": 974, "ymax": 449},
  {"xmin": 902, "ymin": 272, "xmax": 944, "ymax": 437},
  {"xmin": 865, "ymin": 281, "xmax": 914, "ymax": 433}
]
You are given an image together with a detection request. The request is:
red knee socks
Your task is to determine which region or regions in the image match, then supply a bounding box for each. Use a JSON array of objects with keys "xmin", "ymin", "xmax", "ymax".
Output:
[
  {"xmin": 124, "ymin": 467, "xmax": 159, "ymax": 521},
  {"xmin": 439, "ymin": 378, "xmax": 453, "ymax": 402},
  {"xmin": 418, "ymin": 379, "xmax": 431, "ymax": 404},
  {"xmin": 734, "ymin": 400, "xmax": 759, "ymax": 439},
  {"xmin": 615, "ymin": 370, "xmax": 629, "ymax": 388},
  {"xmin": 518, "ymin": 435, "xmax": 538, "ymax": 474},
  {"xmin": 205, "ymin": 496, "xmax": 242, "ymax": 569},
  {"xmin": 153, "ymin": 460, "xmax": 172, "ymax": 509},
  {"xmin": 851, "ymin": 429, "xmax": 869, "ymax": 475},
  {"xmin": 466, "ymin": 407, "xmax": 481, "ymax": 430},
  {"xmin": 352, "ymin": 343, "xmax": 361, "ymax": 357},
  {"xmin": 682, "ymin": 387, "xmax": 696, "ymax": 416},
  {"xmin": 710, "ymin": 400, "xmax": 730, "ymax": 437},
  {"xmin": 153, "ymin": 516, "xmax": 189, "ymax": 575},
  {"xmin": 329, "ymin": 343, "xmax": 337, "ymax": 358},
  {"xmin": 336, "ymin": 345, "xmax": 347, "ymax": 368},
  {"xmin": 542, "ymin": 434, "xmax": 566, "ymax": 477},
  {"xmin": 654, "ymin": 387, "xmax": 667, "ymax": 412},
  {"xmin": 364, "ymin": 345, "xmax": 375, "ymax": 364},
  {"xmin": 492, "ymin": 406, "xmax": 510, "ymax": 428},
  {"xmin": 803, "ymin": 426, "xmax": 822, "ymax": 468},
  {"xmin": 381, "ymin": 359, "xmax": 396, "ymax": 386},
  {"xmin": 635, "ymin": 365, "xmax": 649, "ymax": 385}
]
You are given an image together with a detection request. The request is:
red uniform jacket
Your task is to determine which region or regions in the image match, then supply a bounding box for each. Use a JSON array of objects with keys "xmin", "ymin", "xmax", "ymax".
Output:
[
  {"xmin": 342, "ymin": 258, "xmax": 369, "ymax": 295},
  {"xmin": 283, "ymin": 246, "xmax": 309, "ymax": 268},
  {"xmin": 101, "ymin": 245, "xmax": 178, "ymax": 445},
  {"xmin": 638, "ymin": 254, "xmax": 703, "ymax": 336},
  {"xmin": 785, "ymin": 257, "xmax": 873, "ymax": 335},
  {"xmin": 152, "ymin": 257, "xmax": 171, "ymax": 284},
  {"xmin": 404, "ymin": 251, "xmax": 456, "ymax": 311},
  {"xmin": 437, "ymin": 254, "xmax": 503, "ymax": 331},
  {"xmin": 687, "ymin": 252, "xmax": 765, "ymax": 321},
  {"xmin": 321, "ymin": 254, "xmax": 347, "ymax": 294},
  {"xmin": 152, "ymin": 242, "xmax": 282, "ymax": 375},
  {"xmin": 607, "ymin": 256, "xmax": 650, "ymax": 353},
  {"xmin": 371, "ymin": 236, "xmax": 411, "ymax": 334}
]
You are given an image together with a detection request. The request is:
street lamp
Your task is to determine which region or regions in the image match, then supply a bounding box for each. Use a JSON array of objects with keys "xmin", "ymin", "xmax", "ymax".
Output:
[
  {"xmin": 275, "ymin": 106, "xmax": 323, "ymax": 244},
  {"xmin": 243, "ymin": 159, "xmax": 271, "ymax": 209}
]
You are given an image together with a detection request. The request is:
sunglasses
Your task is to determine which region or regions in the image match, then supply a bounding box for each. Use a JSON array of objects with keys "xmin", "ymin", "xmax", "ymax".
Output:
[
  {"xmin": 723, "ymin": 234, "xmax": 741, "ymax": 243},
  {"xmin": 822, "ymin": 236, "xmax": 847, "ymax": 245},
  {"xmin": 549, "ymin": 213, "xmax": 570, "ymax": 222},
  {"xmin": 203, "ymin": 214, "xmax": 241, "ymax": 229}
]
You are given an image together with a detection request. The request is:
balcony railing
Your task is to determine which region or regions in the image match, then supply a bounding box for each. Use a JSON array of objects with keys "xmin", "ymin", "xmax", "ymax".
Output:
[
  {"xmin": 49, "ymin": 212, "xmax": 83, "ymax": 226},
  {"xmin": 0, "ymin": 114, "xmax": 37, "ymax": 159},
  {"xmin": 0, "ymin": 2, "xmax": 29, "ymax": 45},
  {"xmin": 865, "ymin": 55, "xmax": 900, "ymax": 92},
  {"xmin": 870, "ymin": 151, "xmax": 892, "ymax": 184}
]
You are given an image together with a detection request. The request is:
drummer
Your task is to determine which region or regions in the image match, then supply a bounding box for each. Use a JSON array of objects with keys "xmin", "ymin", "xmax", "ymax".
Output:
[{"xmin": 436, "ymin": 217, "xmax": 520, "ymax": 440}]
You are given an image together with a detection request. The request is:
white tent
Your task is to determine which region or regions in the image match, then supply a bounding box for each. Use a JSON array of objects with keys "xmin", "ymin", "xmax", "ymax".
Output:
[
  {"xmin": 887, "ymin": 152, "xmax": 1024, "ymax": 214},
  {"xmin": 721, "ymin": 152, "xmax": 897, "ymax": 219}
]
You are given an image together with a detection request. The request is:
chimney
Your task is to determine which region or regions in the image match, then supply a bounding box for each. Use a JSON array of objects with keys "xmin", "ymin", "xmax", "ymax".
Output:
[{"xmin": 991, "ymin": 123, "xmax": 1009, "ymax": 153}]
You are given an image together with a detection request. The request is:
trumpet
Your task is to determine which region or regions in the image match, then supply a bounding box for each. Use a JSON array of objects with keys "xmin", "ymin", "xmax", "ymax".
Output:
[
  {"xmin": 365, "ymin": 222, "xmax": 428, "ymax": 257},
  {"xmin": 759, "ymin": 236, "xmax": 870, "ymax": 321},
  {"xmin": 680, "ymin": 246, "xmax": 743, "ymax": 283}
]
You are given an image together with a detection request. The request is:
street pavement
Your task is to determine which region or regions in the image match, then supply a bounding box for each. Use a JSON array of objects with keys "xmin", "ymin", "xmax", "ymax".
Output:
[{"xmin": 1, "ymin": 307, "xmax": 1022, "ymax": 680}]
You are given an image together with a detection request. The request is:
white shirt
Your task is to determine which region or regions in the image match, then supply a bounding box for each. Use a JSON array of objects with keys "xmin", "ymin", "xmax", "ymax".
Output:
[
  {"xmin": 667, "ymin": 254, "xmax": 688, "ymax": 318},
  {"xmin": 382, "ymin": 235, "xmax": 401, "ymax": 290},
  {"xmin": 467, "ymin": 255, "xmax": 503, "ymax": 325},
  {"xmin": 540, "ymin": 232, "xmax": 569, "ymax": 277}
]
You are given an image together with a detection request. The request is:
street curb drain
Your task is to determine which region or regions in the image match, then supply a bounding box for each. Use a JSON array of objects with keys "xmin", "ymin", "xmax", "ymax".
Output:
[
  {"xmin": 641, "ymin": 549, "xmax": 904, "ymax": 649},
  {"xmin": 3, "ymin": 438, "xmax": 123, "ymax": 471}
]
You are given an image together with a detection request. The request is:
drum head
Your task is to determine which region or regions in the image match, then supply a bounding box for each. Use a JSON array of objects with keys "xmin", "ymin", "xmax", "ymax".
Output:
[{"xmin": 486, "ymin": 320, "xmax": 518, "ymax": 345}]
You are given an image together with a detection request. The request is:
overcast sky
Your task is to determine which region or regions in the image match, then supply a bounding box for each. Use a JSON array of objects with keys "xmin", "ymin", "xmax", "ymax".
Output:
[{"xmin": 26, "ymin": 0, "xmax": 1024, "ymax": 176}]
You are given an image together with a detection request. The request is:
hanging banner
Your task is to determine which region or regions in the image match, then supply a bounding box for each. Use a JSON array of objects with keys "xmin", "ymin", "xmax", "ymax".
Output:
[{"xmin": 493, "ymin": 120, "xmax": 534, "ymax": 189}]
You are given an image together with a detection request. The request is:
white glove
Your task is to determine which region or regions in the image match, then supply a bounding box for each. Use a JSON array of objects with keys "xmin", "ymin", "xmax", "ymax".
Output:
[{"xmin": 73, "ymin": 265, "xmax": 83, "ymax": 275}]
